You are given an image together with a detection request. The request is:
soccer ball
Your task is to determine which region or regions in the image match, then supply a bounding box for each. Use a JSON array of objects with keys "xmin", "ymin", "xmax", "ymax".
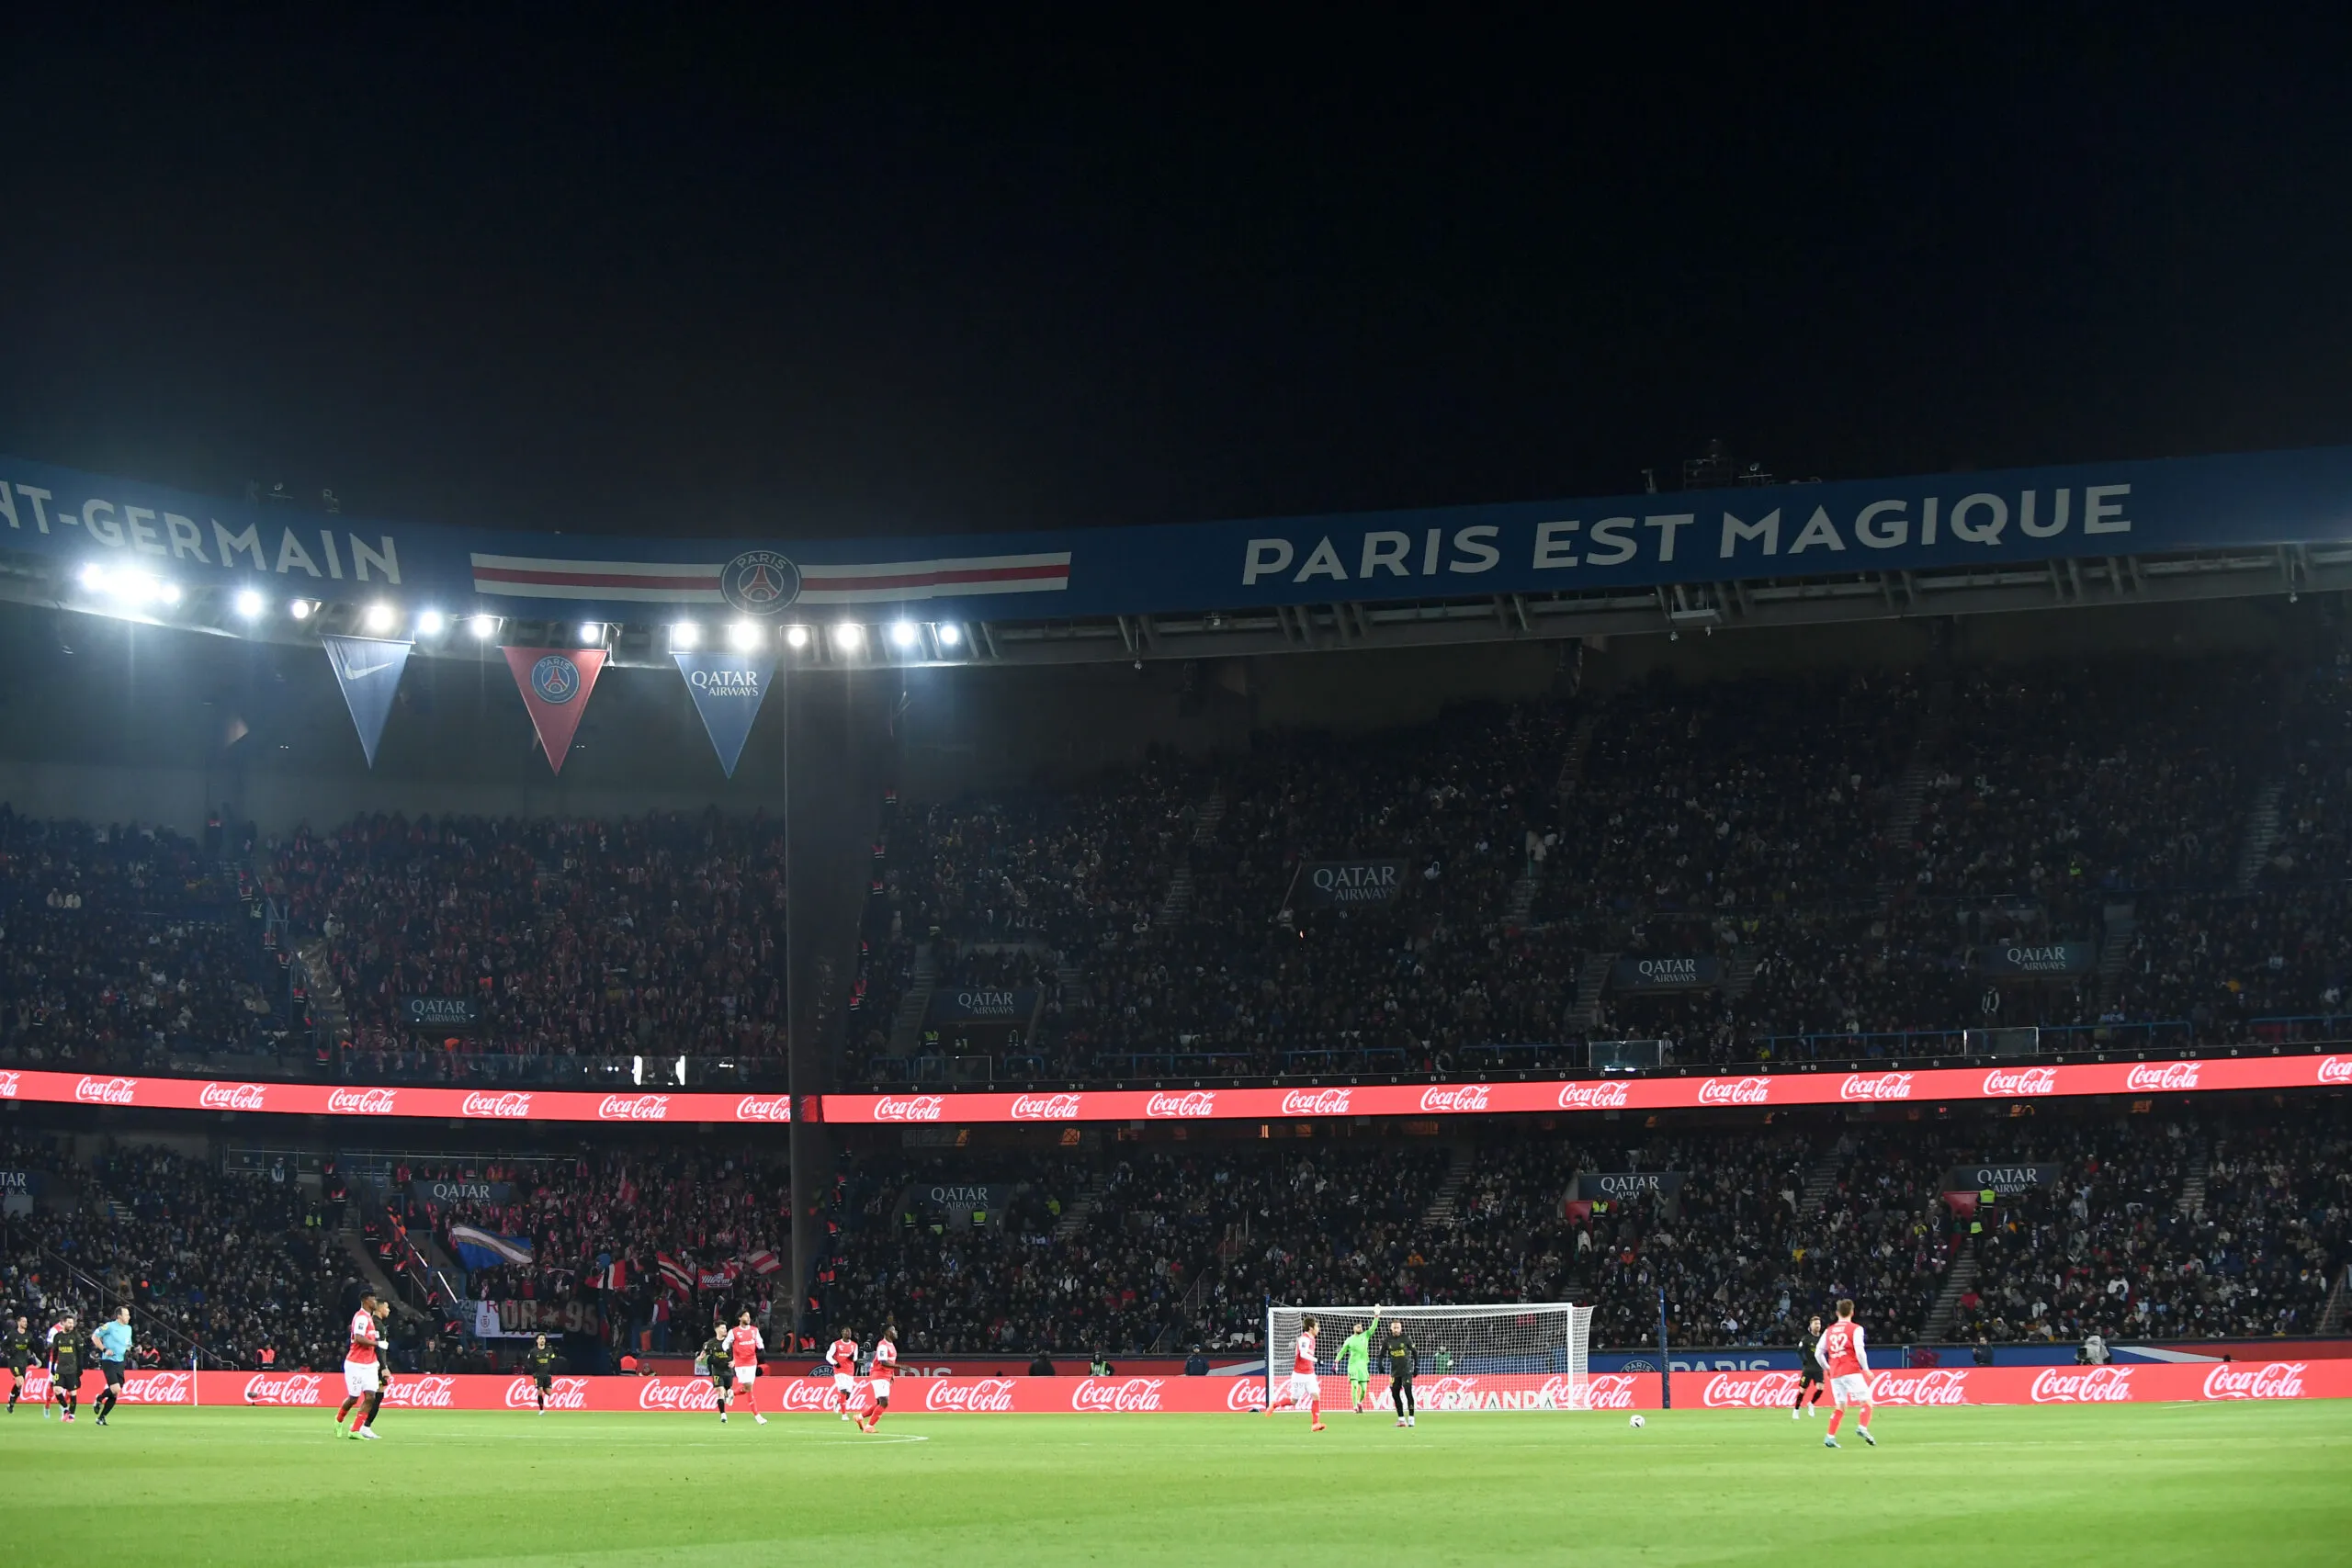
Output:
[{"xmin": 1629, "ymin": 1415, "xmax": 1646, "ymax": 1429}]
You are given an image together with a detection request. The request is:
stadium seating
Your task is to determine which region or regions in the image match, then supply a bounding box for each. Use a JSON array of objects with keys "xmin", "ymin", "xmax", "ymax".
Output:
[
  {"xmin": 0, "ymin": 814, "xmax": 285, "ymax": 1069},
  {"xmin": 845, "ymin": 653, "xmax": 2352, "ymax": 1085},
  {"xmin": 390, "ymin": 1147, "xmax": 792, "ymax": 1336},
  {"xmin": 273, "ymin": 811, "xmax": 791, "ymax": 1078},
  {"xmin": 0, "ymin": 1133, "xmax": 347, "ymax": 1370},
  {"xmin": 809, "ymin": 1105, "xmax": 2350, "ymax": 1354}
]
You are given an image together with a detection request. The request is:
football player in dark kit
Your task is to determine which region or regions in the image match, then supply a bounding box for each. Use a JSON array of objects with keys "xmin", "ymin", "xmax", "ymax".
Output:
[
  {"xmin": 1384, "ymin": 1319, "xmax": 1419, "ymax": 1428},
  {"xmin": 6, "ymin": 1315, "xmax": 33, "ymax": 1412},
  {"xmin": 527, "ymin": 1335, "xmax": 559, "ymax": 1412},
  {"xmin": 1793, "ymin": 1314, "xmax": 1826, "ymax": 1419},
  {"xmin": 702, "ymin": 1320, "xmax": 735, "ymax": 1423},
  {"xmin": 49, "ymin": 1318, "xmax": 83, "ymax": 1422}
]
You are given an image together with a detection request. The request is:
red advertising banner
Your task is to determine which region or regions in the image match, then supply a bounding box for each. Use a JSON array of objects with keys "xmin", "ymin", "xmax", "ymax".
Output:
[
  {"xmin": 6, "ymin": 1055, "xmax": 2345, "ymax": 1128},
  {"xmin": 0, "ymin": 1070, "xmax": 793, "ymax": 1124},
  {"xmin": 502, "ymin": 647, "xmax": 608, "ymax": 775},
  {"xmin": 10, "ymin": 1361, "xmax": 2347, "ymax": 1414},
  {"xmin": 821, "ymin": 1054, "xmax": 2352, "ymax": 1124}
]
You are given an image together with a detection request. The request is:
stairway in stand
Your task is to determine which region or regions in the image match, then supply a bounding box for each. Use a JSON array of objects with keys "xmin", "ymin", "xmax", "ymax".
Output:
[
  {"xmin": 1419, "ymin": 1144, "xmax": 1475, "ymax": 1227},
  {"xmin": 1569, "ymin": 952, "xmax": 1616, "ymax": 1031},
  {"xmin": 2176, "ymin": 1132, "xmax": 2212, "ymax": 1220},
  {"xmin": 2234, "ymin": 779, "xmax": 2286, "ymax": 890},
  {"xmin": 1797, "ymin": 1150, "xmax": 1843, "ymax": 1220},
  {"xmin": 1054, "ymin": 1170, "xmax": 1109, "ymax": 1240},
  {"xmin": 888, "ymin": 942, "xmax": 937, "ymax": 1054},
  {"xmin": 1922, "ymin": 1245, "xmax": 1979, "ymax": 1341},
  {"xmin": 2096, "ymin": 902, "xmax": 2137, "ymax": 1010}
]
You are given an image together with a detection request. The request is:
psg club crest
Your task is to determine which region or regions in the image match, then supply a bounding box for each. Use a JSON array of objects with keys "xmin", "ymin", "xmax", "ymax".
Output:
[
  {"xmin": 719, "ymin": 550, "xmax": 802, "ymax": 615},
  {"xmin": 530, "ymin": 654, "xmax": 583, "ymax": 705}
]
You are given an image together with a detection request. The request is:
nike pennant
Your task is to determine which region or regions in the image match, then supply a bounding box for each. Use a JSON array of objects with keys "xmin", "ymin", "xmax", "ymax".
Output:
[{"xmin": 322, "ymin": 636, "xmax": 413, "ymax": 767}]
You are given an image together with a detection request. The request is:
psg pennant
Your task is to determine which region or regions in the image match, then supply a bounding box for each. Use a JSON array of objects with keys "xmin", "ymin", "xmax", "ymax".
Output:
[
  {"xmin": 502, "ymin": 646, "xmax": 609, "ymax": 774},
  {"xmin": 321, "ymin": 635, "xmax": 413, "ymax": 767},
  {"xmin": 673, "ymin": 649, "xmax": 777, "ymax": 777}
]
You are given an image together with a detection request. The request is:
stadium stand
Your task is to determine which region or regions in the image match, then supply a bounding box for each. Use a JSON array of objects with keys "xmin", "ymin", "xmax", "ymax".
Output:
[{"xmin": 0, "ymin": 1131, "xmax": 345, "ymax": 1370}]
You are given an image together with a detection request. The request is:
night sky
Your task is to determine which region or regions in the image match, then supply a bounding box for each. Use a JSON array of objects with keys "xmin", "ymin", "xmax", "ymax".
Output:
[{"xmin": 5, "ymin": 11, "xmax": 2349, "ymax": 542}]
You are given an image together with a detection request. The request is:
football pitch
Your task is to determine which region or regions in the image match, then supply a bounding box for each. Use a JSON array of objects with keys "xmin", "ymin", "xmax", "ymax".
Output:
[{"xmin": 3, "ymin": 1403, "xmax": 2347, "ymax": 1566}]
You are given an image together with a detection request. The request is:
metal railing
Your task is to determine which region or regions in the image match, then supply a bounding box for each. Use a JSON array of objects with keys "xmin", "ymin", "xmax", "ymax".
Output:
[{"xmin": 3, "ymin": 1229, "xmax": 225, "ymax": 1370}]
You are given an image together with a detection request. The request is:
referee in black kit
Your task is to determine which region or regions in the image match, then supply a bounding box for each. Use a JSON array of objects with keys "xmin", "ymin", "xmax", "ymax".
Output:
[{"xmin": 1384, "ymin": 1319, "xmax": 1419, "ymax": 1428}]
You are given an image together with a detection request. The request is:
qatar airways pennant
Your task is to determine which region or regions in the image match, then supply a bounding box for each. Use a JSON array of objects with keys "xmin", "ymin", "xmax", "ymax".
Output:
[
  {"xmin": 673, "ymin": 649, "xmax": 777, "ymax": 777},
  {"xmin": 502, "ymin": 647, "xmax": 609, "ymax": 774},
  {"xmin": 321, "ymin": 635, "xmax": 413, "ymax": 767}
]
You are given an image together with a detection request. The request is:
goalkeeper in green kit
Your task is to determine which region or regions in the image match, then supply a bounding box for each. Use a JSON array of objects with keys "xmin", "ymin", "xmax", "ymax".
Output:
[{"xmin": 1339, "ymin": 1317, "xmax": 1377, "ymax": 1414}]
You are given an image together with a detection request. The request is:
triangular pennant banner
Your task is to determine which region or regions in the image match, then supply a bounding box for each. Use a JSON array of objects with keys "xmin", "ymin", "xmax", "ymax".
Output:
[
  {"xmin": 321, "ymin": 635, "xmax": 413, "ymax": 767},
  {"xmin": 502, "ymin": 647, "xmax": 609, "ymax": 774},
  {"xmin": 673, "ymin": 649, "xmax": 777, "ymax": 777}
]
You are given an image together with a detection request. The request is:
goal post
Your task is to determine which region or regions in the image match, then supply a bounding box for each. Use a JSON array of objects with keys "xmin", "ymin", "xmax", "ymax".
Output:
[{"xmin": 1262, "ymin": 1302, "xmax": 1594, "ymax": 1412}]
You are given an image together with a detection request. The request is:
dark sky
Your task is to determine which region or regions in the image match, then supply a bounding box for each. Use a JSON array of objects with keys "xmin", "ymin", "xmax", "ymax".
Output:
[{"xmin": 5, "ymin": 11, "xmax": 2349, "ymax": 541}]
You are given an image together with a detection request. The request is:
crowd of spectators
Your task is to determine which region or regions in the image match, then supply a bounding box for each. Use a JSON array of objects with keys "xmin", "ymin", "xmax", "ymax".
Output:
[
  {"xmin": 1541, "ymin": 673, "xmax": 1917, "ymax": 919},
  {"xmin": 3, "ymin": 649, "xmax": 2346, "ymax": 1086},
  {"xmin": 0, "ymin": 1132, "xmax": 346, "ymax": 1369},
  {"xmin": 271, "ymin": 811, "xmax": 790, "ymax": 1077},
  {"xmin": 390, "ymin": 1147, "xmax": 792, "ymax": 1342},
  {"xmin": 2, "ymin": 1100, "xmax": 2340, "ymax": 1371},
  {"xmin": 842, "ymin": 655, "xmax": 2345, "ymax": 1085},
  {"xmin": 818, "ymin": 1105, "xmax": 2350, "ymax": 1355},
  {"xmin": 0, "ymin": 814, "xmax": 283, "ymax": 1068},
  {"xmin": 1905, "ymin": 660, "xmax": 2277, "ymax": 915}
]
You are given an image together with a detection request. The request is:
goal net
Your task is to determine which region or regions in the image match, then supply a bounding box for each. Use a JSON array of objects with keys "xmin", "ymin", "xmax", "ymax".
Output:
[{"xmin": 1263, "ymin": 1302, "xmax": 1593, "ymax": 1412}]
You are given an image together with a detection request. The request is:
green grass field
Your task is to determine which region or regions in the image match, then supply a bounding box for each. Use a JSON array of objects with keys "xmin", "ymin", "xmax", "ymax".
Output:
[{"xmin": 3, "ymin": 1403, "xmax": 2347, "ymax": 1566}]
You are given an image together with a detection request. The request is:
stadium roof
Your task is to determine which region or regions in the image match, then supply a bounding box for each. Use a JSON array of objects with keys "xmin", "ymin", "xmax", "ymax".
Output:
[{"xmin": 6, "ymin": 443, "xmax": 2352, "ymax": 668}]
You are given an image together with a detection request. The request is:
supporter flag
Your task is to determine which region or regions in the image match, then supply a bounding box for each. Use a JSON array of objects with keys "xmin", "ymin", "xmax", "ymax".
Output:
[
  {"xmin": 696, "ymin": 1266, "xmax": 731, "ymax": 1291},
  {"xmin": 673, "ymin": 649, "xmax": 778, "ymax": 778},
  {"xmin": 447, "ymin": 1225, "xmax": 534, "ymax": 1270},
  {"xmin": 744, "ymin": 1248, "xmax": 781, "ymax": 1277},
  {"xmin": 657, "ymin": 1253, "xmax": 694, "ymax": 1294},
  {"xmin": 321, "ymin": 635, "xmax": 413, "ymax": 766},
  {"xmin": 502, "ymin": 646, "xmax": 609, "ymax": 775}
]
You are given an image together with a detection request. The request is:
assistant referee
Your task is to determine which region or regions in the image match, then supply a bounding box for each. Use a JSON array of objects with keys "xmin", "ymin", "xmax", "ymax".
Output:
[{"xmin": 1384, "ymin": 1320, "xmax": 1419, "ymax": 1427}]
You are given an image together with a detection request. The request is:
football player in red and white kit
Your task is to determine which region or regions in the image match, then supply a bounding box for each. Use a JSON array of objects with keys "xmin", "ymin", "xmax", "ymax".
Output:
[
  {"xmin": 339, "ymin": 1292, "xmax": 385, "ymax": 1440},
  {"xmin": 857, "ymin": 1326, "xmax": 898, "ymax": 1432},
  {"xmin": 1262, "ymin": 1314, "xmax": 1325, "ymax": 1431},
  {"xmin": 728, "ymin": 1311, "xmax": 767, "ymax": 1426},
  {"xmin": 828, "ymin": 1328, "xmax": 861, "ymax": 1421},
  {"xmin": 1814, "ymin": 1298, "xmax": 1875, "ymax": 1449}
]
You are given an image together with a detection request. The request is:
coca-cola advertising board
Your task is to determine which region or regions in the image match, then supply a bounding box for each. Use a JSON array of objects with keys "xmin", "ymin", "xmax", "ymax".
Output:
[
  {"xmin": 0, "ymin": 1072, "xmax": 795, "ymax": 1124},
  {"xmin": 20, "ymin": 1363, "xmax": 2347, "ymax": 1413},
  {"xmin": 822, "ymin": 1054, "xmax": 2352, "ymax": 1123}
]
